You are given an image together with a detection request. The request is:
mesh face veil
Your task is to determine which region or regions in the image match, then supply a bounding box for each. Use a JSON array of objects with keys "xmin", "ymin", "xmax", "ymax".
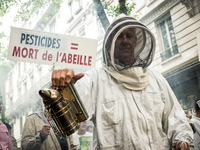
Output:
[{"xmin": 102, "ymin": 15, "xmax": 156, "ymax": 71}]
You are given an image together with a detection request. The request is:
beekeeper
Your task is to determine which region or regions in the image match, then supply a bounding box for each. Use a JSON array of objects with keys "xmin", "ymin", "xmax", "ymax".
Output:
[{"xmin": 52, "ymin": 15, "xmax": 194, "ymax": 150}]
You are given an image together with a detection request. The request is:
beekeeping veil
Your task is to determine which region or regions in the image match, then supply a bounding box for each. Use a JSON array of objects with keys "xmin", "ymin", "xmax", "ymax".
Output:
[{"xmin": 102, "ymin": 14, "xmax": 156, "ymax": 90}]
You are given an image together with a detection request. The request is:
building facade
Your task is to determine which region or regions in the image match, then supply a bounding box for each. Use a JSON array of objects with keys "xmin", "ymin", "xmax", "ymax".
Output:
[
  {"xmin": 4, "ymin": 0, "xmax": 103, "ymax": 147},
  {"xmin": 135, "ymin": 0, "xmax": 200, "ymax": 113}
]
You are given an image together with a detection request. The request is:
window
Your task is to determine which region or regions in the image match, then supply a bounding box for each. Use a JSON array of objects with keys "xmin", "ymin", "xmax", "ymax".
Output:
[
  {"xmin": 9, "ymin": 73, "xmax": 13, "ymax": 86},
  {"xmin": 30, "ymin": 75, "xmax": 34, "ymax": 87},
  {"xmin": 74, "ymin": 0, "xmax": 83, "ymax": 15},
  {"xmin": 68, "ymin": 1, "xmax": 77, "ymax": 17},
  {"xmin": 78, "ymin": 0, "xmax": 82, "ymax": 7},
  {"xmin": 49, "ymin": 18, "xmax": 56, "ymax": 33},
  {"xmin": 79, "ymin": 26, "xmax": 85, "ymax": 37},
  {"xmin": 97, "ymin": 18, "xmax": 104, "ymax": 41},
  {"xmin": 18, "ymin": 62, "xmax": 21, "ymax": 77},
  {"xmin": 67, "ymin": 0, "xmax": 82, "ymax": 20},
  {"xmin": 20, "ymin": 116, "xmax": 23, "ymax": 135},
  {"xmin": 10, "ymin": 96, "xmax": 13, "ymax": 104},
  {"xmin": 156, "ymin": 13, "xmax": 179, "ymax": 61},
  {"xmin": 67, "ymin": 2, "xmax": 74, "ymax": 23},
  {"xmin": 18, "ymin": 87, "xmax": 21, "ymax": 98},
  {"xmin": 23, "ymin": 82, "xmax": 27, "ymax": 94},
  {"xmin": 24, "ymin": 62, "xmax": 26, "ymax": 71}
]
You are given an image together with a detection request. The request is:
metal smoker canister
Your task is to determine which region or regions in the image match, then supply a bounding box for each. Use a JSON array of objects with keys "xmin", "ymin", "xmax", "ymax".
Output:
[{"xmin": 39, "ymin": 89, "xmax": 80, "ymax": 136}]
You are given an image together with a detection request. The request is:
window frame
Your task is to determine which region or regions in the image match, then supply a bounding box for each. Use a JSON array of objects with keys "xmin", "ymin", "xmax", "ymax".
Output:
[{"xmin": 156, "ymin": 13, "xmax": 179, "ymax": 62}]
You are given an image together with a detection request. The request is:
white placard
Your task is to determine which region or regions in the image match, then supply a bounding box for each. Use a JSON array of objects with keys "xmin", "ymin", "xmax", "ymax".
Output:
[{"xmin": 7, "ymin": 27, "xmax": 98, "ymax": 70}]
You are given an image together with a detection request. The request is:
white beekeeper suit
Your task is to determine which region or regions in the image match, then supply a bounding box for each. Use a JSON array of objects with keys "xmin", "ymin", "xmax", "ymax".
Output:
[
  {"xmin": 75, "ymin": 15, "xmax": 194, "ymax": 150},
  {"xmin": 191, "ymin": 116, "xmax": 200, "ymax": 150}
]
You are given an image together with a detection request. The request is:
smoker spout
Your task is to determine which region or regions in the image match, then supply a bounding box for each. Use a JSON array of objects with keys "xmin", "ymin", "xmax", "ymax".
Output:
[{"xmin": 39, "ymin": 90, "xmax": 51, "ymax": 100}]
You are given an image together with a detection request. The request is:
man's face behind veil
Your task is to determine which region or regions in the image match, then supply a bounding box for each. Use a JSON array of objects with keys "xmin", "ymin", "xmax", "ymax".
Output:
[{"xmin": 114, "ymin": 28, "xmax": 137, "ymax": 67}]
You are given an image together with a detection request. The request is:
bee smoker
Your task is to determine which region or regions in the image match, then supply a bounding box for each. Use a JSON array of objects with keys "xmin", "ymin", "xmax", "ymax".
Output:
[{"xmin": 39, "ymin": 82, "xmax": 88, "ymax": 136}]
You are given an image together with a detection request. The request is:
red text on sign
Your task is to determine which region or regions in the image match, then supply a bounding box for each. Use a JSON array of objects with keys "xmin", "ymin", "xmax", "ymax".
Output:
[
  {"xmin": 56, "ymin": 52, "xmax": 92, "ymax": 66},
  {"xmin": 12, "ymin": 46, "xmax": 39, "ymax": 59}
]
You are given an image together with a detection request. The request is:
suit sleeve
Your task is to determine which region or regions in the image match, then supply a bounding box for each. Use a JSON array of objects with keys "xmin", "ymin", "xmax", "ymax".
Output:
[{"xmin": 154, "ymin": 71, "xmax": 194, "ymax": 149}]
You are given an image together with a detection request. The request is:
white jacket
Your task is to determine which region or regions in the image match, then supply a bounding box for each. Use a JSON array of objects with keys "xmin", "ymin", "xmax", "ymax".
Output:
[
  {"xmin": 75, "ymin": 15, "xmax": 193, "ymax": 149},
  {"xmin": 191, "ymin": 116, "xmax": 200, "ymax": 150},
  {"xmin": 75, "ymin": 67, "xmax": 194, "ymax": 150}
]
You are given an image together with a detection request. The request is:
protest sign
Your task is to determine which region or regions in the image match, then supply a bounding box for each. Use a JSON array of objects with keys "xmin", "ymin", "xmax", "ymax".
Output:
[{"xmin": 7, "ymin": 27, "xmax": 98, "ymax": 70}]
